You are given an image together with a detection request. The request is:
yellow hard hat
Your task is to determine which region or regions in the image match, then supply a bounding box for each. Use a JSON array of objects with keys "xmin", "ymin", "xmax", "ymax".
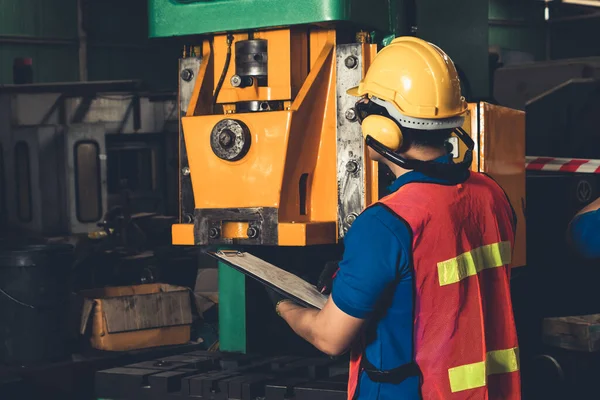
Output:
[{"xmin": 348, "ymin": 36, "xmax": 468, "ymax": 121}]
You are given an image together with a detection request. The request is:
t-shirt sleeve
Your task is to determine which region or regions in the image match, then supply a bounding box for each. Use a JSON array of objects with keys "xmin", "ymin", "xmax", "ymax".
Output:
[
  {"xmin": 331, "ymin": 205, "xmax": 412, "ymax": 319},
  {"xmin": 569, "ymin": 210, "xmax": 600, "ymax": 259}
]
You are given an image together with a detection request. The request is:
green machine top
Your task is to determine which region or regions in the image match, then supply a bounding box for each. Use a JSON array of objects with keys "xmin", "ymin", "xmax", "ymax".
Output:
[{"xmin": 149, "ymin": 0, "xmax": 403, "ymax": 38}]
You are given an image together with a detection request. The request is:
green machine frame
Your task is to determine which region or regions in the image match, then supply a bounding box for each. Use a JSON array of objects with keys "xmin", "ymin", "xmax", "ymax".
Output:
[{"xmin": 149, "ymin": 0, "xmax": 407, "ymax": 38}]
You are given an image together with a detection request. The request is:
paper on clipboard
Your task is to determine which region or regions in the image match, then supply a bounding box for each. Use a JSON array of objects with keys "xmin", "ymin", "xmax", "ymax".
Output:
[{"xmin": 209, "ymin": 250, "xmax": 328, "ymax": 310}]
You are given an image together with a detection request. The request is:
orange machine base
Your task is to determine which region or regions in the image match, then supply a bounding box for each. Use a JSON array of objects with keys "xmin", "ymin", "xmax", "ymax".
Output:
[{"xmin": 172, "ymin": 222, "xmax": 336, "ymax": 246}]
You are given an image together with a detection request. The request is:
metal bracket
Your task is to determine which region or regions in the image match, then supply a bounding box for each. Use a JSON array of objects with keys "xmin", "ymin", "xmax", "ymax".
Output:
[
  {"xmin": 194, "ymin": 207, "xmax": 279, "ymax": 246},
  {"xmin": 179, "ymin": 57, "xmax": 202, "ymax": 221},
  {"xmin": 336, "ymin": 44, "xmax": 365, "ymax": 238}
]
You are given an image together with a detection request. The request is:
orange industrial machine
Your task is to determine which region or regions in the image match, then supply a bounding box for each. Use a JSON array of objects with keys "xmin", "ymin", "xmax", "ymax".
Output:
[{"xmin": 172, "ymin": 29, "xmax": 380, "ymax": 247}]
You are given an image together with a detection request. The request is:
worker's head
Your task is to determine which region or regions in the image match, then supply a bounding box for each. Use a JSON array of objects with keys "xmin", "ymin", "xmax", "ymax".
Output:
[{"xmin": 348, "ymin": 37, "xmax": 468, "ymax": 169}]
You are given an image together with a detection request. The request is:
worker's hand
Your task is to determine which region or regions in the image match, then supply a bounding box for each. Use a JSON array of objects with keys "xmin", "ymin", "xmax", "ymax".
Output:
[
  {"xmin": 317, "ymin": 261, "xmax": 340, "ymax": 295},
  {"xmin": 264, "ymin": 286, "xmax": 298, "ymax": 313},
  {"xmin": 265, "ymin": 285, "xmax": 286, "ymax": 306}
]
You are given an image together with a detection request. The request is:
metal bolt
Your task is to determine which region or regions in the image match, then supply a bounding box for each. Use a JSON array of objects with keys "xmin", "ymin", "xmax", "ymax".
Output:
[
  {"xmin": 181, "ymin": 166, "xmax": 190, "ymax": 176},
  {"xmin": 181, "ymin": 69, "xmax": 194, "ymax": 82},
  {"xmin": 345, "ymin": 108, "xmax": 357, "ymax": 121},
  {"xmin": 209, "ymin": 227, "xmax": 220, "ymax": 239},
  {"xmin": 346, "ymin": 160, "xmax": 359, "ymax": 173},
  {"xmin": 247, "ymin": 226, "xmax": 259, "ymax": 239},
  {"xmin": 218, "ymin": 129, "xmax": 235, "ymax": 148},
  {"xmin": 345, "ymin": 55, "xmax": 358, "ymax": 69},
  {"xmin": 410, "ymin": 26, "xmax": 418, "ymax": 34},
  {"xmin": 345, "ymin": 213, "xmax": 358, "ymax": 226},
  {"xmin": 230, "ymin": 75, "xmax": 242, "ymax": 87}
]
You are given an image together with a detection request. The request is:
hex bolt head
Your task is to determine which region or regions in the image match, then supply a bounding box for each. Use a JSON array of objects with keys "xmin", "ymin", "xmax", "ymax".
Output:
[
  {"xmin": 218, "ymin": 129, "xmax": 235, "ymax": 148},
  {"xmin": 230, "ymin": 75, "xmax": 242, "ymax": 87},
  {"xmin": 345, "ymin": 55, "xmax": 358, "ymax": 69},
  {"xmin": 346, "ymin": 160, "xmax": 359, "ymax": 173},
  {"xmin": 247, "ymin": 226, "xmax": 259, "ymax": 239},
  {"xmin": 209, "ymin": 227, "xmax": 220, "ymax": 239},
  {"xmin": 181, "ymin": 68, "xmax": 194, "ymax": 82},
  {"xmin": 181, "ymin": 166, "xmax": 190, "ymax": 176},
  {"xmin": 345, "ymin": 213, "xmax": 358, "ymax": 226},
  {"xmin": 345, "ymin": 108, "xmax": 357, "ymax": 121}
]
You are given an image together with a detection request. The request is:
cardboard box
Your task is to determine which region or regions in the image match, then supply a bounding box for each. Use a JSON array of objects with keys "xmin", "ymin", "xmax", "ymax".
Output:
[
  {"xmin": 543, "ymin": 314, "xmax": 600, "ymax": 352},
  {"xmin": 79, "ymin": 284, "xmax": 192, "ymax": 351}
]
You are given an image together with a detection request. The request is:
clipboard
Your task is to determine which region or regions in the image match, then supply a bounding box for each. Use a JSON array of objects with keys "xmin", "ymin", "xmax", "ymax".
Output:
[{"xmin": 208, "ymin": 250, "xmax": 328, "ymax": 310}]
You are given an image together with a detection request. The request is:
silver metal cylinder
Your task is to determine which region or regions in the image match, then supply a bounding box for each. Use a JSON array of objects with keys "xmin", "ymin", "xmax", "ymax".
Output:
[{"xmin": 235, "ymin": 39, "xmax": 268, "ymax": 77}]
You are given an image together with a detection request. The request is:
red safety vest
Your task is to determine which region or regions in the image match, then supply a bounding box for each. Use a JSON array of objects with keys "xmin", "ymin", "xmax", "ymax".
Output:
[{"xmin": 348, "ymin": 172, "xmax": 521, "ymax": 400}]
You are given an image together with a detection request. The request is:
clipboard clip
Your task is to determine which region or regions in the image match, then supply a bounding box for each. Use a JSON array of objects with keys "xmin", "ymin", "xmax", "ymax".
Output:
[{"xmin": 216, "ymin": 250, "xmax": 245, "ymax": 257}]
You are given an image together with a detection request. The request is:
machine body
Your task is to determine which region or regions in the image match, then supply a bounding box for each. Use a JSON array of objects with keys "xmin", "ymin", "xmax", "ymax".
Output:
[{"xmin": 172, "ymin": 29, "xmax": 380, "ymax": 247}]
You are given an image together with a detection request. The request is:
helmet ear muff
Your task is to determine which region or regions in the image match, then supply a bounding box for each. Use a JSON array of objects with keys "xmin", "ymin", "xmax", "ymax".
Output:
[{"xmin": 361, "ymin": 114, "xmax": 403, "ymax": 152}]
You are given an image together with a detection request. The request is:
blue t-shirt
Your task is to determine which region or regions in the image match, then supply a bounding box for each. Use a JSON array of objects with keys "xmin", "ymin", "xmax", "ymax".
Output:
[
  {"xmin": 569, "ymin": 209, "xmax": 600, "ymax": 259},
  {"xmin": 331, "ymin": 155, "xmax": 467, "ymax": 400}
]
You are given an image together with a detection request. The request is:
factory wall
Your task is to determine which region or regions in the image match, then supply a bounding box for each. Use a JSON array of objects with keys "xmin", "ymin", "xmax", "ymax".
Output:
[
  {"xmin": 83, "ymin": 0, "xmax": 180, "ymax": 91},
  {"xmin": 549, "ymin": 12, "xmax": 600, "ymax": 59},
  {"xmin": 0, "ymin": 0, "xmax": 80, "ymax": 83},
  {"xmin": 488, "ymin": 0, "xmax": 547, "ymax": 62},
  {"xmin": 0, "ymin": 0, "xmax": 179, "ymax": 90}
]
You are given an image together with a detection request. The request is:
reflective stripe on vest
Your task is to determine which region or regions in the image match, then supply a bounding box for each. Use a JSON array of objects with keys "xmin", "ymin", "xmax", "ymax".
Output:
[
  {"xmin": 437, "ymin": 241, "xmax": 512, "ymax": 286},
  {"xmin": 448, "ymin": 347, "xmax": 520, "ymax": 393}
]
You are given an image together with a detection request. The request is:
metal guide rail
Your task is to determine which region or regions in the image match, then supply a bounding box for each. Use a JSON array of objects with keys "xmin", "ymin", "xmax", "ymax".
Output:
[{"xmin": 95, "ymin": 351, "xmax": 348, "ymax": 400}]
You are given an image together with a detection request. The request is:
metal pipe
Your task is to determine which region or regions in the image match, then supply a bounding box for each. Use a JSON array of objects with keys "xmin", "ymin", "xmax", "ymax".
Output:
[
  {"xmin": 77, "ymin": 0, "xmax": 88, "ymax": 81},
  {"xmin": 0, "ymin": 35, "xmax": 76, "ymax": 46},
  {"xmin": 0, "ymin": 35, "xmax": 151, "ymax": 50}
]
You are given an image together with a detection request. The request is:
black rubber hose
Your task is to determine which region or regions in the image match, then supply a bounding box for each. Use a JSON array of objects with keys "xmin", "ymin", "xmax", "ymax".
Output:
[{"xmin": 213, "ymin": 33, "xmax": 234, "ymax": 111}]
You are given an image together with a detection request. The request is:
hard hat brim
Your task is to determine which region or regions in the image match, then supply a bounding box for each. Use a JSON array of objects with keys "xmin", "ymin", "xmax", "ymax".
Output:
[{"xmin": 346, "ymin": 86, "xmax": 361, "ymax": 96}]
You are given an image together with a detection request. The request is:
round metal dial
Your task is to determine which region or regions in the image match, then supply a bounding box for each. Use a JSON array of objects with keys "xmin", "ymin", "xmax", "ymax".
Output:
[{"xmin": 210, "ymin": 119, "xmax": 251, "ymax": 161}]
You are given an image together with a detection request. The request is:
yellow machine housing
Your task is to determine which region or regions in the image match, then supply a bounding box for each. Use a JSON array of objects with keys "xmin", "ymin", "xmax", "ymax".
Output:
[{"xmin": 172, "ymin": 28, "xmax": 526, "ymax": 267}]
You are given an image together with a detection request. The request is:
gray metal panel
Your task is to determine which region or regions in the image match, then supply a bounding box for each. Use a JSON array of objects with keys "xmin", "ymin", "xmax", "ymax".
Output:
[
  {"xmin": 180, "ymin": 57, "xmax": 202, "ymax": 116},
  {"xmin": 336, "ymin": 44, "xmax": 365, "ymax": 238},
  {"xmin": 9, "ymin": 93, "xmax": 63, "ymax": 126},
  {"xmin": 64, "ymin": 123, "xmax": 107, "ymax": 234},
  {"xmin": 8, "ymin": 125, "xmax": 64, "ymax": 234},
  {"xmin": 38, "ymin": 125, "xmax": 65, "ymax": 233},
  {"xmin": 64, "ymin": 96, "xmax": 177, "ymax": 133}
]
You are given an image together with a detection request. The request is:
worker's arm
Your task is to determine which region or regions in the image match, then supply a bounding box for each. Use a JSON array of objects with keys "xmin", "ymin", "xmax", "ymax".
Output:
[
  {"xmin": 276, "ymin": 205, "xmax": 410, "ymax": 356},
  {"xmin": 277, "ymin": 297, "xmax": 364, "ymax": 356},
  {"xmin": 568, "ymin": 197, "xmax": 600, "ymax": 259}
]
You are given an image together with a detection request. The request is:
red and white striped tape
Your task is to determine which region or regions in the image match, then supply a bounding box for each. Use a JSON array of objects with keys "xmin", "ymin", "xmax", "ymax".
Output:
[{"xmin": 526, "ymin": 156, "xmax": 600, "ymax": 174}]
